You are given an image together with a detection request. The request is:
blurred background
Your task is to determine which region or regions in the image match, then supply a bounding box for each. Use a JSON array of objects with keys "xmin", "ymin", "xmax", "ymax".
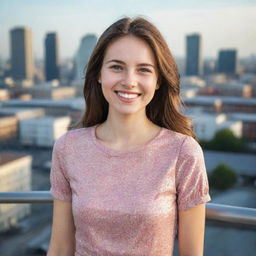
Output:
[{"xmin": 0, "ymin": 0, "xmax": 255, "ymax": 255}]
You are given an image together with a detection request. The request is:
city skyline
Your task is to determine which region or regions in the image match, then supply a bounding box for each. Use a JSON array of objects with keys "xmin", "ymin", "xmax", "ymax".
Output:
[{"xmin": 1, "ymin": 0, "xmax": 256, "ymax": 60}]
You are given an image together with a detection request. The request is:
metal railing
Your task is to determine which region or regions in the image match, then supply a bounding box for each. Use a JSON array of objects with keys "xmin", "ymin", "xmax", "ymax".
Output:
[{"xmin": 0, "ymin": 191, "xmax": 256, "ymax": 226}]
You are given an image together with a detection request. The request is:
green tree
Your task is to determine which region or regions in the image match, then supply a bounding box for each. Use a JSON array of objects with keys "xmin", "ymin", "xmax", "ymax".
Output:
[
  {"xmin": 209, "ymin": 163, "xmax": 237, "ymax": 190},
  {"xmin": 199, "ymin": 129, "xmax": 245, "ymax": 152},
  {"xmin": 212, "ymin": 129, "xmax": 244, "ymax": 152}
]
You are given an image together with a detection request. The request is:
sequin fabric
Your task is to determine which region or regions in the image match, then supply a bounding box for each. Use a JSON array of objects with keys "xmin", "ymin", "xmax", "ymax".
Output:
[{"xmin": 50, "ymin": 125, "xmax": 211, "ymax": 256}]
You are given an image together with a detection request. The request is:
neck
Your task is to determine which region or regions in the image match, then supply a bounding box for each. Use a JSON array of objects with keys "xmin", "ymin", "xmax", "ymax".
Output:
[{"xmin": 96, "ymin": 110, "xmax": 160, "ymax": 146}]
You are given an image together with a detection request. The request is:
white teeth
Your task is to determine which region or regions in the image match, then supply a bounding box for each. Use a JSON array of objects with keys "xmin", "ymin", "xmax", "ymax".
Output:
[{"xmin": 117, "ymin": 92, "xmax": 139, "ymax": 99}]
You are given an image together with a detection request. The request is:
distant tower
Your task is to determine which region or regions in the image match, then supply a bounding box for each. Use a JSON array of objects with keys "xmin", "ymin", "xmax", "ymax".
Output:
[
  {"xmin": 45, "ymin": 32, "xmax": 60, "ymax": 81},
  {"xmin": 74, "ymin": 34, "xmax": 97, "ymax": 82},
  {"xmin": 185, "ymin": 33, "xmax": 202, "ymax": 76},
  {"xmin": 10, "ymin": 27, "xmax": 33, "ymax": 80},
  {"xmin": 217, "ymin": 49, "xmax": 237, "ymax": 75}
]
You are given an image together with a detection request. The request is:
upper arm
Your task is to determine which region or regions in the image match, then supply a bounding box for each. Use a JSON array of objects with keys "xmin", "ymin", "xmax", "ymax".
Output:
[
  {"xmin": 47, "ymin": 199, "xmax": 75, "ymax": 256},
  {"xmin": 178, "ymin": 203, "xmax": 206, "ymax": 256},
  {"xmin": 175, "ymin": 137, "xmax": 210, "ymax": 255}
]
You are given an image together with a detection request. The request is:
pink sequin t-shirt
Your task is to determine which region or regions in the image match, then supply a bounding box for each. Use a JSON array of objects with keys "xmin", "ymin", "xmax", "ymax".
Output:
[{"xmin": 50, "ymin": 125, "xmax": 211, "ymax": 256}]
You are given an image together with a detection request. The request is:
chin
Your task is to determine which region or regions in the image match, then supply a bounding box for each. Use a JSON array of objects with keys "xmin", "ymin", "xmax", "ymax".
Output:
[
  {"xmin": 108, "ymin": 104, "xmax": 146, "ymax": 117},
  {"xmin": 114, "ymin": 108, "xmax": 145, "ymax": 117},
  {"xmin": 117, "ymin": 111, "xmax": 139, "ymax": 116}
]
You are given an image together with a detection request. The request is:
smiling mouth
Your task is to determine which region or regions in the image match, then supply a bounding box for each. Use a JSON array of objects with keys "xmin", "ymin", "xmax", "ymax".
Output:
[{"xmin": 115, "ymin": 91, "xmax": 141, "ymax": 99}]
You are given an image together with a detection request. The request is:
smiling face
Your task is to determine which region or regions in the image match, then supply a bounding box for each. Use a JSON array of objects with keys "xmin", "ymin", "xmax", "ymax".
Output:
[{"xmin": 99, "ymin": 35, "xmax": 159, "ymax": 118}]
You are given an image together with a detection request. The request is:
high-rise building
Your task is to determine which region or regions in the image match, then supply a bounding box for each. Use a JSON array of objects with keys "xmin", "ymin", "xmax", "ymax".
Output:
[
  {"xmin": 45, "ymin": 32, "xmax": 59, "ymax": 81},
  {"xmin": 217, "ymin": 49, "xmax": 237, "ymax": 75},
  {"xmin": 185, "ymin": 33, "xmax": 202, "ymax": 76},
  {"xmin": 74, "ymin": 34, "xmax": 97, "ymax": 82},
  {"xmin": 10, "ymin": 27, "xmax": 33, "ymax": 80}
]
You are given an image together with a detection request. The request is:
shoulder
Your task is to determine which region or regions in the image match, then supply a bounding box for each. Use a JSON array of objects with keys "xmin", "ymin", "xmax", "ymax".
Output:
[
  {"xmin": 163, "ymin": 128, "xmax": 201, "ymax": 150},
  {"xmin": 162, "ymin": 128, "xmax": 203, "ymax": 158},
  {"xmin": 53, "ymin": 127, "xmax": 92, "ymax": 150},
  {"xmin": 175, "ymin": 134, "xmax": 204, "ymax": 167},
  {"xmin": 180, "ymin": 135, "xmax": 203, "ymax": 158}
]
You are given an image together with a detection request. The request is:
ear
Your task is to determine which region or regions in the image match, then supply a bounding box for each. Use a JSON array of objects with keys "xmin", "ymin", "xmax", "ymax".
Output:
[
  {"xmin": 156, "ymin": 77, "xmax": 161, "ymax": 90},
  {"xmin": 98, "ymin": 74, "xmax": 101, "ymax": 84}
]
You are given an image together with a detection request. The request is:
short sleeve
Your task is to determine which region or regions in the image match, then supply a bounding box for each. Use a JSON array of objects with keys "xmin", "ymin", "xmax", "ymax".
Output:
[
  {"xmin": 176, "ymin": 136, "xmax": 211, "ymax": 211},
  {"xmin": 50, "ymin": 134, "xmax": 72, "ymax": 201}
]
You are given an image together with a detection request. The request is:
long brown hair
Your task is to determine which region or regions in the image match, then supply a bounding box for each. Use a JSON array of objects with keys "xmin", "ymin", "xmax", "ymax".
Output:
[{"xmin": 69, "ymin": 17, "xmax": 195, "ymax": 138}]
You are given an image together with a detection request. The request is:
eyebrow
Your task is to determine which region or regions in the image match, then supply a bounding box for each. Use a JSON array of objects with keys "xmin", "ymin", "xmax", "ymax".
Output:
[{"xmin": 105, "ymin": 59, "xmax": 156, "ymax": 69}]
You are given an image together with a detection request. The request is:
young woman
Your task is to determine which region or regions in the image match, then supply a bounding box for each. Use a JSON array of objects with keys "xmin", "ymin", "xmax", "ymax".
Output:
[{"xmin": 47, "ymin": 17, "xmax": 211, "ymax": 256}]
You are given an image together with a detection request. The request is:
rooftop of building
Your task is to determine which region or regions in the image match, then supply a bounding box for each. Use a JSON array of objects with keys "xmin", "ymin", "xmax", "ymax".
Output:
[
  {"xmin": 0, "ymin": 152, "xmax": 29, "ymax": 167},
  {"xmin": 1, "ymin": 97, "xmax": 85, "ymax": 110},
  {"xmin": 210, "ymin": 83, "xmax": 251, "ymax": 88},
  {"xmin": 184, "ymin": 95, "xmax": 256, "ymax": 105},
  {"xmin": 229, "ymin": 112, "xmax": 256, "ymax": 122},
  {"xmin": 0, "ymin": 107, "xmax": 45, "ymax": 114},
  {"xmin": 185, "ymin": 107, "xmax": 256, "ymax": 118},
  {"xmin": 20, "ymin": 115, "xmax": 70, "ymax": 122}
]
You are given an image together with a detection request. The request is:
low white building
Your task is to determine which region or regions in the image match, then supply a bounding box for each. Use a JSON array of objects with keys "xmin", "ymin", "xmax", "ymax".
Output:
[
  {"xmin": 204, "ymin": 81, "xmax": 253, "ymax": 98},
  {"xmin": 239, "ymin": 73, "xmax": 256, "ymax": 86},
  {"xmin": 0, "ymin": 89, "xmax": 10, "ymax": 101},
  {"xmin": 0, "ymin": 107, "xmax": 46, "ymax": 141},
  {"xmin": 0, "ymin": 107, "xmax": 45, "ymax": 120},
  {"xmin": 0, "ymin": 115, "xmax": 18, "ymax": 141},
  {"xmin": 0, "ymin": 152, "xmax": 32, "ymax": 232},
  {"xmin": 187, "ymin": 108, "xmax": 242, "ymax": 141},
  {"xmin": 181, "ymin": 76, "xmax": 206, "ymax": 88},
  {"xmin": 229, "ymin": 112, "xmax": 256, "ymax": 141},
  {"xmin": 181, "ymin": 87, "xmax": 199, "ymax": 98},
  {"xmin": 184, "ymin": 95, "xmax": 256, "ymax": 113},
  {"xmin": 205, "ymin": 74, "xmax": 229, "ymax": 84},
  {"xmin": 2, "ymin": 97, "xmax": 85, "ymax": 116},
  {"xmin": 29, "ymin": 83, "xmax": 76, "ymax": 100},
  {"xmin": 19, "ymin": 116, "xmax": 71, "ymax": 147}
]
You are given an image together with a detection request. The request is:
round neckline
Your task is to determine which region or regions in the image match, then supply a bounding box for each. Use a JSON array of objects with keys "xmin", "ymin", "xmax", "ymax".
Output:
[{"xmin": 90, "ymin": 124, "xmax": 165, "ymax": 157}]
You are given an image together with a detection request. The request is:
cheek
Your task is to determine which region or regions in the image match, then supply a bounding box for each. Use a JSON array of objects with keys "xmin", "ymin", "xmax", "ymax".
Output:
[
  {"xmin": 143, "ymin": 77, "xmax": 158, "ymax": 93},
  {"xmin": 100, "ymin": 70, "xmax": 120, "ymax": 88},
  {"xmin": 100, "ymin": 74, "xmax": 118, "ymax": 100}
]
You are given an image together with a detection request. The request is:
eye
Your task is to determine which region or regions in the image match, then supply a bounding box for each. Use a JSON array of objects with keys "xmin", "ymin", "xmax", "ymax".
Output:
[
  {"xmin": 139, "ymin": 68, "xmax": 152, "ymax": 73},
  {"xmin": 110, "ymin": 65, "xmax": 123, "ymax": 71}
]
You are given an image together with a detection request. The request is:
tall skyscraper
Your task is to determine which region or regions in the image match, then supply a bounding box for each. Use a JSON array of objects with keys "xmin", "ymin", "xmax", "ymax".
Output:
[
  {"xmin": 10, "ymin": 27, "xmax": 33, "ymax": 80},
  {"xmin": 185, "ymin": 33, "xmax": 202, "ymax": 76},
  {"xmin": 74, "ymin": 34, "xmax": 97, "ymax": 82},
  {"xmin": 45, "ymin": 32, "xmax": 59, "ymax": 81},
  {"xmin": 217, "ymin": 49, "xmax": 237, "ymax": 75}
]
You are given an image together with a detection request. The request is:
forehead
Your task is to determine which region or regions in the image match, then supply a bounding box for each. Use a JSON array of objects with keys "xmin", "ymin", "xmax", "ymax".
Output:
[{"xmin": 103, "ymin": 35, "xmax": 156, "ymax": 64}]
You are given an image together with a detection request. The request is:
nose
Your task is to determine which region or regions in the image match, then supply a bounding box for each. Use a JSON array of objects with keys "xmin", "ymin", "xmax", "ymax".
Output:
[{"xmin": 121, "ymin": 70, "xmax": 138, "ymax": 88}]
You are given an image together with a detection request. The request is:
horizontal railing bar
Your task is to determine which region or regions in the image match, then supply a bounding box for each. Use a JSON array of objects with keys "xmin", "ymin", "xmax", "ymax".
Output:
[
  {"xmin": 0, "ymin": 191, "xmax": 52, "ymax": 203},
  {"xmin": 0, "ymin": 191, "xmax": 256, "ymax": 226},
  {"xmin": 206, "ymin": 203, "xmax": 256, "ymax": 226}
]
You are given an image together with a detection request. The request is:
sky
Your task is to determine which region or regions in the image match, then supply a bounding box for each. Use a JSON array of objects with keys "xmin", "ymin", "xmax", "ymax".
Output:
[{"xmin": 1, "ymin": 0, "xmax": 256, "ymax": 60}]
